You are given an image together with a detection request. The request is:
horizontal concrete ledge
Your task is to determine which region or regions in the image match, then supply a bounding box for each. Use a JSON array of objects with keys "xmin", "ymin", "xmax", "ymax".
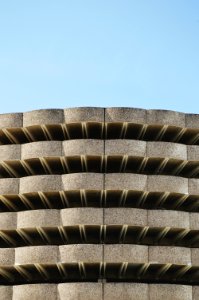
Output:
[
  {"xmin": 1, "ymin": 122, "xmax": 199, "ymax": 146},
  {"xmin": 7, "ymin": 283, "xmax": 197, "ymax": 300},
  {"xmin": 1, "ymin": 156, "xmax": 199, "ymax": 179},
  {"xmin": 1, "ymin": 225, "xmax": 199, "ymax": 248},
  {"xmin": 1, "ymin": 189, "xmax": 199, "ymax": 212},
  {"xmin": 1, "ymin": 262, "xmax": 199, "ymax": 285}
]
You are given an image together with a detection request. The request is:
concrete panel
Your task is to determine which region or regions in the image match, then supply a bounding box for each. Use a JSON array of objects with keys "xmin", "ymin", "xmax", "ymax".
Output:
[
  {"xmin": 13, "ymin": 284, "xmax": 57, "ymax": 300},
  {"xmin": 104, "ymin": 283, "xmax": 148, "ymax": 300},
  {"xmin": 0, "ymin": 286, "xmax": 13, "ymax": 300},
  {"xmin": 105, "ymin": 174, "xmax": 147, "ymax": 190},
  {"xmin": 187, "ymin": 145, "xmax": 199, "ymax": 161},
  {"xmin": 62, "ymin": 140, "xmax": 104, "ymax": 156},
  {"xmin": 148, "ymin": 210, "xmax": 189, "ymax": 228},
  {"xmin": 62, "ymin": 173, "xmax": 103, "ymax": 190},
  {"xmin": 189, "ymin": 179, "xmax": 199, "ymax": 194},
  {"xmin": 149, "ymin": 284, "xmax": 192, "ymax": 300},
  {"xmin": 190, "ymin": 213, "xmax": 199, "ymax": 229},
  {"xmin": 0, "ymin": 178, "xmax": 19, "ymax": 194},
  {"xmin": 0, "ymin": 113, "xmax": 23, "ymax": 128},
  {"xmin": 191, "ymin": 249, "xmax": 199, "ymax": 265},
  {"xmin": 193, "ymin": 286, "xmax": 199, "ymax": 300},
  {"xmin": 64, "ymin": 107, "xmax": 104, "ymax": 122},
  {"xmin": 17, "ymin": 209, "xmax": 60, "ymax": 228},
  {"xmin": 105, "ymin": 140, "xmax": 146, "ymax": 156},
  {"xmin": 59, "ymin": 245, "xmax": 103, "ymax": 262},
  {"xmin": 0, "ymin": 145, "xmax": 21, "ymax": 160},
  {"xmin": 149, "ymin": 246, "xmax": 191, "ymax": 264},
  {"xmin": 15, "ymin": 246, "xmax": 58, "ymax": 264},
  {"xmin": 20, "ymin": 175, "xmax": 62, "ymax": 193},
  {"xmin": 21, "ymin": 141, "xmax": 62, "ymax": 159},
  {"xmin": 105, "ymin": 208, "xmax": 147, "ymax": 226},
  {"xmin": 0, "ymin": 248, "xmax": 15, "ymax": 265},
  {"xmin": 105, "ymin": 107, "xmax": 146, "ymax": 123},
  {"xmin": 147, "ymin": 175, "xmax": 188, "ymax": 193},
  {"xmin": 0, "ymin": 212, "xmax": 17, "ymax": 229},
  {"xmin": 147, "ymin": 142, "xmax": 187, "ymax": 160},
  {"xmin": 147, "ymin": 109, "xmax": 185, "ymax": 127},
  {"xmin": 61, "ymin": 208, "xmax": 103, "ymax": 225},
  {"xmin": 186, "ymin": 113, "xmax": 199, "ymax": 128},
  {"xmin": 23, "ymin": 109, "xmax": 64, "ymax": 126},
  {"xmin": 104, "ymin": 245, "xmax": 148, "ymax": 262},
  {"xmin": 58, "ymin": 283, "xmax": 102, "ymax": 300}
]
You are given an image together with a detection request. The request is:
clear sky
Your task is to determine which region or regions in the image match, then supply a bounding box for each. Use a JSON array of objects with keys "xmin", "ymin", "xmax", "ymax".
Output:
[{"xmin": 0, "ymin": 1, "xmax": 199, "ymax": 114}]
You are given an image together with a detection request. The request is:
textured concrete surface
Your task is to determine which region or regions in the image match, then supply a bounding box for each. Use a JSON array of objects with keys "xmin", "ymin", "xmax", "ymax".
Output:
[
  {"xmin": 64, "ymin": 107, "xmax": 104, "ymax": 122},
  {"xmin": 147, "ymin": 109, "xmax": 185, "ymax": 127},
  {"xmin": 149, "ymin": 284, "xmax": 192, "ymax": 300},
  {"xmin": 23, "ymin": 109, "xmax": 64, "ymax": 126},
  {"xmin": 0, "ymin": 107, "xmax": 199, "ymax": 299},
  {"xmin": 147, "ymin": 175, "xmax": 188, "ymax": 193},
  {"xmin": 147, "ymin": 141, "xmax": 187, "ymax": 160},
  {"xmin": 62, "ymin": 139, "xmax": 104, "ymax": 156},
  {"xmin": 105, "ymin": 107, "xmax": 146, "ymax": 123},
  {"xmin": 58, "ymin": 283, "xmax": 103, "ymax": 300},
  {"xmin": 104, "ymin": 283, "xmax": 149, "ymax": 300},
  {"xmin": 149, "ymin": 246, "xmax": 191, "ymax": 264},
  {"xmin": 0, "ymin": 113, "xmax": 23, "ymax": 128},
  {"xmin": 104, "ymin": 245, "xmax": 148, "ymax": 262},
  {"xmin": 13, "ymin": 284, "xmax": 57, "ymax": 300},
  {"xmin": 21, "ymin": 141, "xmax": 62, "ymax": 159},
  {"xmin": 105, "ymin": 140, "xmax": 146, "ymax": 156}
]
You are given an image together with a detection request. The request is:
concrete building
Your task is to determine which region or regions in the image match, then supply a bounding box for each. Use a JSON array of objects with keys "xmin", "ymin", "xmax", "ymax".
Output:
[{"xmin": 0, "ymin": 107, "xmax": 199, "ymax": 299}]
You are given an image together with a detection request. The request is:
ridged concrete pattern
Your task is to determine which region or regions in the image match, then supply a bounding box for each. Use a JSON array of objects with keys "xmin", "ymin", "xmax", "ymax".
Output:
[{"xmin": 0, "ymin": 107, "xmax": 199, "ymax": 300}]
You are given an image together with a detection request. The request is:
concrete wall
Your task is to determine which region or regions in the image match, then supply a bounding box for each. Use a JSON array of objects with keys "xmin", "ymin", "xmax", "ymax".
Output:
[{"xmin": 0, "ymin": 107, "xmax": 199, "ymax": 299}]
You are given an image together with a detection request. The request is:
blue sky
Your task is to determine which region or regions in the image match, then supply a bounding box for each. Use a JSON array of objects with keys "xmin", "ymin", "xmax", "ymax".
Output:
[{"xmin": 0, "ymin": 1, "xmax": 199, "ymax": 114}]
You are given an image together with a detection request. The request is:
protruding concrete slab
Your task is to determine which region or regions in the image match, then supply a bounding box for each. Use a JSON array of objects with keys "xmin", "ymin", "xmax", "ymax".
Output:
[
  {"xmin": 191, "ymin": 249, "xmax": 199, "ymax": 265},
  {"xmin": 0, "ymin": 144, "xmax": 21, "ymax": 160},
  {"xmin": 186, "ymin": 113, "xmax": 199, "ymax": 128},
  {"xmin": 147, "ymin": 175, "xmax": 188, "ymax": 193},
  {"xmin": 0, "ymin": 212, "xmax": 17, "ymax": 229},
  {"xmin": 59, "ymin": 245, "xmax": 103, "ymax": 262},
  {"xmin": 147, "ymin": 142, "xmax": 187, "ymax": 160},
  {"xmin": 189, "ymin": 179, "xmax": 199, "ymax": 194},
  {"xmin": 187, "ymin": 145, "xmax": 199, "ymax": 161},
  {"xmin": 0, "ymin": 248, "xmax": 15, "ymax": 265},
  {"xmin": 105, "ymin": 174, "xmax": 147, "ymax": 190},
  {"xmin": 62, "ymin": 173, "xmax": 103, "ymax": 190},
  {"xmin": 104, "ymin": 244, "xmax": 148, "ymax": 262},
  {"xmin": 105, "ymin": 107, "xmax": 146, "ymax": 123},
  {"xmin": 23, "ymin": 109, "xmax": 64, "ymax": 126},
  {"xmin": 0, "ymin": 286, "xmax": 13, "ymax": 300},
  {"xmin": 104, "ymin": 283, "xmax": 148, "ymax": 300},
  {"xmin": 21, "ymin": 141, "xmax": 62, "ymax": 159},
  {"xmin": 62, "ymin": 140, "xmax": 104, "ymax": 156},
  {"xmin": 149, "ymin": 284, "xmax": 192, "ymax": 300},
  {"xmin": 17, "ymin": 209, "xmax": 60, "ymax": 228},
  {"xmin": 64, "ymin": 107, "xmax": 104, "ymax": 122},
  {"xmin": 148, "ymin": 210, "xmax": 189, "ymax": 228},
  {"xmin": 13, "ymin": 284, "xmax": 57, "ymax": 300},
  {"xmin": 147, "ymin": 109, "xmax": 185, "ymax": 127},
  {"xmin": 0, "ymin": 113, "xmax": 23, "ymax": 128},
  {"xmin": 193, "ymin": 286, "xmax": 199, "ymax": 300},
  {"xmin": 20, "ymin": 175, "xmax": 62, "ymax": 193},
  {"xmin": 0, "ymin": 178, "xmax": 19, "ymax": 194},
  {"xmin": 61, "ymin": 208, "xmax": 103, "ymax": 225},
  {"xmin": 58, "ymin": 283, "xmax": 103, "ymax": 300},
  {"xmin": 105, "ymin": 208, "xmax": 147, "ymax": 226},
  {"xmin": 190, "ymin": 213, "xmax": 199, "ymax": 229},
  {"xmin": 15, "ymin": 246, "xmax": 59, "ymax": 264},
  {"xmin": 105, "ymin": 140, "xmax": 146, "ymax": 156},
  {"xmin": 149, "ymin": 246, "xmax": 191, "ymax": 264}
]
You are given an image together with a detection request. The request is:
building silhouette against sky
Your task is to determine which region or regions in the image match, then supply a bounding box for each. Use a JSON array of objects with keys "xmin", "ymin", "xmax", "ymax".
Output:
[{"xmin": 0, "ymin": 107, "xmax": 199, "ymax": 299}]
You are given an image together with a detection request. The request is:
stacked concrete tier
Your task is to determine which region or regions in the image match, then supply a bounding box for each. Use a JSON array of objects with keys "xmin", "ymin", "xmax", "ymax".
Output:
[{"xmin": 1, "ymin": 107, "xmax": 199, "ymax": 299}]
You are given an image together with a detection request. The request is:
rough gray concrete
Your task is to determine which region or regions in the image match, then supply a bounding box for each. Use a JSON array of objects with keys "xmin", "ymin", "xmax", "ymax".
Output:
[{"xmin": 0, "ymin": 107, "xmax": 199, "ymax": 299}]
